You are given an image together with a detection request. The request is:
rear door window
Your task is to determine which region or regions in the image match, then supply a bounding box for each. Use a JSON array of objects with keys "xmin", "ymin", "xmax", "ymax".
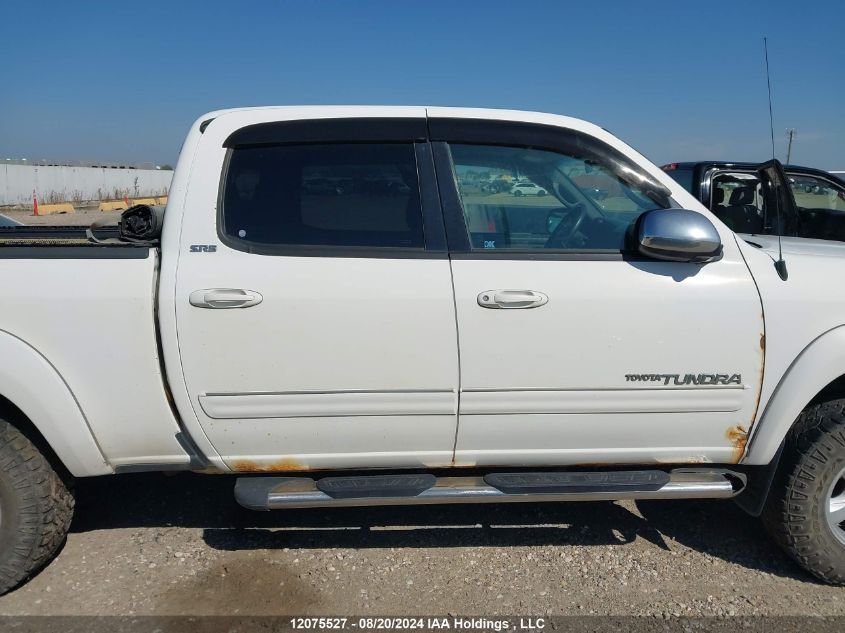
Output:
[
  {"xmin": 221, "ymin": 143, "xmax": 424, "ymax": 250},
  {"xmin": 787, "ymin": 172, "xmax": 845, "ymax": 242},
  {"xmin": 789, "ymin": 174, "xmax": 845, "ymax": 212},
  {"xmin": 661, "ymin": 165, "xmax": 695, "ymax": 193}
]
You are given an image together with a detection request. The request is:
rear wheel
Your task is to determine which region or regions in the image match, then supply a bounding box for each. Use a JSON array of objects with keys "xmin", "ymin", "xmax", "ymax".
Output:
[
  {"xmin": 0, "ymin": 417, "xmax": 74, "ymax": 594},
  {"xmin": 762, "ymin": 400, "xmax": 845, "ymax": 584}
]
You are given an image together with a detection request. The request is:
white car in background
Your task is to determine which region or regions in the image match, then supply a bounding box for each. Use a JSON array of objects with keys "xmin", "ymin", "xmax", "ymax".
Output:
[{"xmin": 510, "ymin": 181, "xmax": 547, "ymax": 196}]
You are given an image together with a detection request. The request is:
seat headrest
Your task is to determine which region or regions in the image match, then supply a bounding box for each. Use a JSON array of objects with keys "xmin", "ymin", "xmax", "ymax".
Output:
[
  {"xmin": 712, "ymin": 188, "xmax": 725, "ymax": 206},
  {"xmin": 729, "ymin": 186, "xmax": 755, "ymax": 206}
]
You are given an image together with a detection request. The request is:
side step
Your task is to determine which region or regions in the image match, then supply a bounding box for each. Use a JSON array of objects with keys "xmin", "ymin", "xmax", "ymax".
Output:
[
  {"xmin": 317, "ymin": 474, "xmax": 436, "ymax": 499},
  {"xmin": 235, "ymin": 469, "xmax": 743, "ymax": 511}
]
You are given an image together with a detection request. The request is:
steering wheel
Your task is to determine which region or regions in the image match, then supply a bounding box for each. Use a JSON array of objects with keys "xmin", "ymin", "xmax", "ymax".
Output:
[{"xmin": 545, "ymin": 203, "xmax": 587, "ymax": 249}]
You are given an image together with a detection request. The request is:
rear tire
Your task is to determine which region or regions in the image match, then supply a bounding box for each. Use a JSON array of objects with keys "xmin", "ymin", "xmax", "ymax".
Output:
[
  {"xmin": 762, "ymin": 400, "xmax": 845, "ymax": 584},
  {"xmin": 0, "ymin": 417, "xmax": 74, "ymax": 595}
]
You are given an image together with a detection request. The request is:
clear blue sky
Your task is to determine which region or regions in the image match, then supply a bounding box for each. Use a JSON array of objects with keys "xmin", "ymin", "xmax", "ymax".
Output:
[{"xmin": 1, "ymin": 1, "xmax": 842, "ymax": 168}]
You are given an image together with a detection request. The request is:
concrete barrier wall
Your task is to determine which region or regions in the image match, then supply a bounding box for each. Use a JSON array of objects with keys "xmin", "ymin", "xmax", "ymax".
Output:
[{"xmin": 0, "ymin": 164, "xmax": 173, "ymax": 205}]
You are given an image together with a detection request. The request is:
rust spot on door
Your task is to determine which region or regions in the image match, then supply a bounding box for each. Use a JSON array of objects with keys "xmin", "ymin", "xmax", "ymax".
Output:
[
  {"xmin": 232, "ymin": 458, "xmax": 308, "ymax": 473},
  {"xmin": 726, "ymin": 425, "xmax": 749, "ymax": 463},
  {"xmin": 746, "ymin": 327, "xmax": 767, "ymax": 443}
]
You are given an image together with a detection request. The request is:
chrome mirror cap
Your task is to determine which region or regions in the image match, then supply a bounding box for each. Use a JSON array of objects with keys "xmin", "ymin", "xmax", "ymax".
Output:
[{"xmin": 637, "ymin": 208, "xmax": 723, "ymax": 263}]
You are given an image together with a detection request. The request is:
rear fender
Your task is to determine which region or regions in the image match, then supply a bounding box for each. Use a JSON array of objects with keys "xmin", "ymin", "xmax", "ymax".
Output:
[{"xmin": 0, "ymin": 330, "xmax": 111, "ymax": 476}]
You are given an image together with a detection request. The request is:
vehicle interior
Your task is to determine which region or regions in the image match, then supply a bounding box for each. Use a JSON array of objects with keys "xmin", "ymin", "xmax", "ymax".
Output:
[
  {"xmin": 711, "ymin": 170, "xmax": 845, "ymax": 242},
  {"xmin": 450, "ymin": 144, "xmax": 669, "ymax": 251},
  {"xmin": 709, "ymin": 174, "xmax": 766, "ymax": 234}
]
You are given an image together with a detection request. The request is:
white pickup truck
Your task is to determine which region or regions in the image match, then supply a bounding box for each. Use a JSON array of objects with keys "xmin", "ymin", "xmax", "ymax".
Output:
[{"xmin": 2, "ymin": 106, "xmax": 845, "ymax": 593}]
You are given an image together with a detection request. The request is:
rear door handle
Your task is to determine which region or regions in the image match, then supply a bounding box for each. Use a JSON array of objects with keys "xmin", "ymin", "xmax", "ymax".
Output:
[
  {"xmin": 189, "ymin": 288, "xmax": 263, "ymax": 309},
  {"xmin": 477, "ymin": 290, "xmax": 549, "ymax": 309}
]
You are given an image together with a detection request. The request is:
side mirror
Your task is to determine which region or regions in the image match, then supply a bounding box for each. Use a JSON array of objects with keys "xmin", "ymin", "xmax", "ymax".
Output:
[{"xmin": 636, "ymin": 208, "xmax": 722, "ymax": 263}]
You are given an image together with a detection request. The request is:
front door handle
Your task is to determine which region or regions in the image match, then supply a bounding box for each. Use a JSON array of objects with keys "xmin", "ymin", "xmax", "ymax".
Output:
[
  {"xmin": 189, "ymin": 288, "xmax": 263, "ymax": 309},
  {"xmin": 477, "ymin": 289, "xmax": 549, "ymax": 309}
]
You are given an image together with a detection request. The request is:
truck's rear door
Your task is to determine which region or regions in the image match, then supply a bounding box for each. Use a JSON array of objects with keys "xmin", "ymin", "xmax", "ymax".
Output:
[{"xmin": 173, "ymin": 112, "xmax": 459, "ymax": 471}]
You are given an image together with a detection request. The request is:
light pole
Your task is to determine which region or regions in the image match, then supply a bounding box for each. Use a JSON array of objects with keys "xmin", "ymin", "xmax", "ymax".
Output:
[{"xmin": 786, "ymin": 128, "xmax": 796, "ymax": 164}]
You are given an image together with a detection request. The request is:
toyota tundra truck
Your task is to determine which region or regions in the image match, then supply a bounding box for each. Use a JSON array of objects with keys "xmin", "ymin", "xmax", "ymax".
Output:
[{"xmin": 2, "ymin": 106, "xmax": 845, "ymax": 593}]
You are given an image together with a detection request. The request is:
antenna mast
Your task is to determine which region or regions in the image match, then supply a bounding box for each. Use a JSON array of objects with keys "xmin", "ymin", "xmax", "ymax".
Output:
[{"xmin": 764, "ymin": 37, "xmax": 788, "ymax": 281}]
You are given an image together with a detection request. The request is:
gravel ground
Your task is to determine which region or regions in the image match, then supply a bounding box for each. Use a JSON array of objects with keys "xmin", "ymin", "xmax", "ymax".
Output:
[{"xmin": 0, "ymin": 472, "xmax": 843, "ymax": 617}]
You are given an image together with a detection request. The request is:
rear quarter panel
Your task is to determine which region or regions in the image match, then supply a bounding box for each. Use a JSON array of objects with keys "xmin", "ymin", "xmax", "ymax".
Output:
[{"xmin": 0, "ymin": 250, "xmax": 190, "ymax": 470}]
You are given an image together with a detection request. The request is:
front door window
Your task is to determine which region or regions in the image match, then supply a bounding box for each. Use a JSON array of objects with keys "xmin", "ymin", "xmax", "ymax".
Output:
[{"xmin": 447, "ymin": 144, "xmax": 669, "ymax": 251}]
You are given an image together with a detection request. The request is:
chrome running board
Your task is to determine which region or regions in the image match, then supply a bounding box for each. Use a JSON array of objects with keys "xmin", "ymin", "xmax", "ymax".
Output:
[{"xmin": 235, "ymin": 469, "xmax": 743, "ymax": 511}]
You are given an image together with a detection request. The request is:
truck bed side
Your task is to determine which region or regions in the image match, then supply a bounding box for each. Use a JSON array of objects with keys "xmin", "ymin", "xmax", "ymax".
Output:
[{"xmin": 0, "ymin": 247, "xmax": 192, "ymax": 471}]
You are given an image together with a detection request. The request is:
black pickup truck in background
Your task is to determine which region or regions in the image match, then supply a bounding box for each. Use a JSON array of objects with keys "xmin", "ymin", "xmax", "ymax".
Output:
[{"xmin": 662, "ymin": 161, "xmax": 845, "ymax": 242}]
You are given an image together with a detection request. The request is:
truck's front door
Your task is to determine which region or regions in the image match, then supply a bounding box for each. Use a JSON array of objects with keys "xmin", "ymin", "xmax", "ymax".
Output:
[
  {"xmin": 429, "ymin": 115, "xmax": 764, "ymax": 466},
  {"xmin": 174, "ymin": 114, "xmax": 459, "ymax": 471}
]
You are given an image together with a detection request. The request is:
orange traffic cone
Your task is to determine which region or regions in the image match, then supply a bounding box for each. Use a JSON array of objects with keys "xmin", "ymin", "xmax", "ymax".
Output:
[
  {"xmin": 33, "ymin": 190, "xmax": 39, "ymax": 216},
  {"xmin": 124, "ymin": 194, "xmax": 129, "ymax": 207}
]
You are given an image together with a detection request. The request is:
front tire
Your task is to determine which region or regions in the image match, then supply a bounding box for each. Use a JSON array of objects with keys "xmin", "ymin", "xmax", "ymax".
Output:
[
  {"xmin": 0, "ymin": 417, "xmax": 74, "ymax": 595},
  {"xmin": 762, "ymin": 400, "xmax": 845, "ymax": 584}
]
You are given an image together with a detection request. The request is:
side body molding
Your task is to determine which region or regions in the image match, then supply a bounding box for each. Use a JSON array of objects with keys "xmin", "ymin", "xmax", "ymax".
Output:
[
  {"xmin": 0, "ymin": 331, "xmax": 111, "ymax": 477},
  {"xmin": 745, "ymin": 325, "xmax": 845, "ymax": 464}
]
